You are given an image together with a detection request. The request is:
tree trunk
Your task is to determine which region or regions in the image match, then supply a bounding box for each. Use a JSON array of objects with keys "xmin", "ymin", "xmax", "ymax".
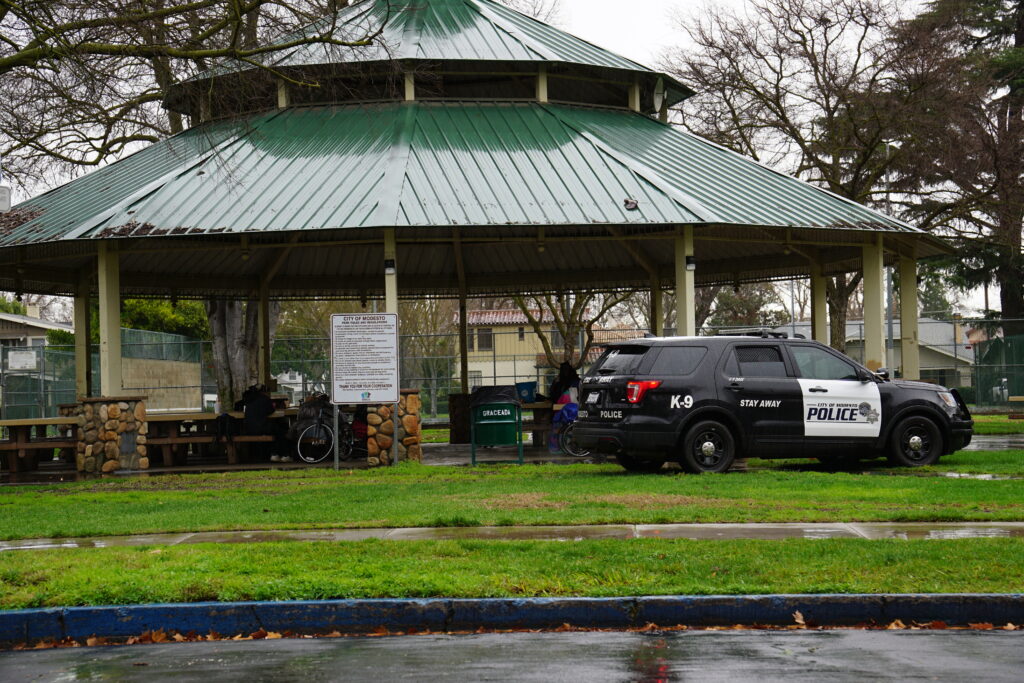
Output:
[
  {"xmin": 205, "ymin": 299, "xmax": 280, "ymax": 408},
  {"xmin": 826, "ymin": 274, "xmax": 862, "ymax": 353}
]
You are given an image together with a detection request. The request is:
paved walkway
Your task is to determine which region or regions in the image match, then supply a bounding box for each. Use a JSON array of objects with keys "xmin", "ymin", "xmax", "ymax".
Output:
[{"xmin": 3, "ymin": 522, "xmax": 1023, "ymax": 552}]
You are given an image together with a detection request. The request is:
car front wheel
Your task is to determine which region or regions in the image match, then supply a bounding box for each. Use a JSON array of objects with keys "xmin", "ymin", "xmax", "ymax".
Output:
[
  {"xmin": 680, "ymin": 420, "xmax": 736, "ymax": 473},
  {"xmin": 888, "ymin": 416, "xmax": 942, "ymax": 467}
]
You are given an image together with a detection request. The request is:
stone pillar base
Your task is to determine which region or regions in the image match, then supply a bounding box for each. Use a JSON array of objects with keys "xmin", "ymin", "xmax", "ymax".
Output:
[
  {"xmin": 71, "ymin": 397, "xmax": 148, "ymax": 473},
  {"xmin": 366, "ymin": 390, "xmax": 421, "ymax": 467}
]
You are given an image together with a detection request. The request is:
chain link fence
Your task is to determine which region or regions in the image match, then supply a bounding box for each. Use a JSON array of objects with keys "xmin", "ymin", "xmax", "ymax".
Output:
[{"xmin": 2, "ymin": 319, "xmax": 1021, "ymax": 419}]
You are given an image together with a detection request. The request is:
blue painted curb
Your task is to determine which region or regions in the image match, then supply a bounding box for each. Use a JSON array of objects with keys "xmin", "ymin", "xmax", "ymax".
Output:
[{"xmin": 1, "ymin": 595, "xmax": 1022, "ymax": 643}]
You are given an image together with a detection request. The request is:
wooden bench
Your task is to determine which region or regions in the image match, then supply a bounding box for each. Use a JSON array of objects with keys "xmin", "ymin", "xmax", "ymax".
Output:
[
  {"xmin": 147, "ymin": 410, "xmax": 294, "ymax": 466},
  {"xmin": 1010, "ymin": 396, "xmax": 1023, "ymax": 420},
  {"xmin": 0, "ymin": 417, "xmax": 78, "ymax": 473},
  {"xmin": 146, "ymin": 434, "xmax": 274, "ymax": 466}
]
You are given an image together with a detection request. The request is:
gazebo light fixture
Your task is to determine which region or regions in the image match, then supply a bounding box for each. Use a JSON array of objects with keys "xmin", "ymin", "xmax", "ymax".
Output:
[
  {"xmin": 0, "ymin": 159, "xmax": 10, "ymax": 213},
  {"xmin": 686, "ymin": 256, "xmax": 696, "ymax": 272},
  {"xmin": 653, "ymin": 78, "xmax": 666, "ymax": 113},
  {"xmin": 384, "ymin": 259, "xmax": 397, "ymax": 276}
]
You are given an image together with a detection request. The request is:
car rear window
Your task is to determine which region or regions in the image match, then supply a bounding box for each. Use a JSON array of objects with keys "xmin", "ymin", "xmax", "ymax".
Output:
[
  {"xmin": 649, "ymin": 346, "xmax": 707, "ymax": 376},
  {"xmin": 593, "ymin": 345, "xmax": 649, "ymax": 375}
]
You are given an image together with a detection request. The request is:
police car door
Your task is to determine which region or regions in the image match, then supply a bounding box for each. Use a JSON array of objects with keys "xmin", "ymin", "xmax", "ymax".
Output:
[
  {"xmin": 720, "ymin": 343, "xmax": 803, "ymax": 454},
  {"xmin": 787, "ymin": 344, "xmax": 882, "ymax": 444}
]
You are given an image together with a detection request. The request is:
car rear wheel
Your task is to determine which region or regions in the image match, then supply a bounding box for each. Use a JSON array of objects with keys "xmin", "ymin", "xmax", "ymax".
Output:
[
  {"xmin": 680, "ymin": 420, "xmax": 736, "ymax": 473},
  {"xmin": 615, "ymin": 454, "xmax": 665, "ymax": 473},
  {"xmin": 887, "ymin": 416, "xmax": 942, "ymax": 467}
]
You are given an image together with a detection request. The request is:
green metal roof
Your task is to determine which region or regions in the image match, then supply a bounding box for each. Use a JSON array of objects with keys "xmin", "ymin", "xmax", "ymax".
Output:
[
  {"xmin": 178, "ymin": 0, "xmax": 691, "ymax": 95},
  {"xmin": 2, "ymin": 102, "xmax": 929, "ymax": 246}
]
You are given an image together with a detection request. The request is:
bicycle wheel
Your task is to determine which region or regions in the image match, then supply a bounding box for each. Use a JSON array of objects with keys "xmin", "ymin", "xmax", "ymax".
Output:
[
  {"xmin": 558, "ymin": 422, "xmax": 591, "ymax": 457},
  {"xmin": 336, "ymin": 423, "xmax": 355, "ymax": 461},
  {"xmin": 296, "ymin": 422, "xmax": 334, "ymax": 464}
]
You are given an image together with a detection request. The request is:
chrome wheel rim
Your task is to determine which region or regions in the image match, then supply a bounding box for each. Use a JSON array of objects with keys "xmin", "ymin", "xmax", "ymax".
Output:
[{"xmin": 693, "ymin": 431, "xmax": 725, "ymax": 468}]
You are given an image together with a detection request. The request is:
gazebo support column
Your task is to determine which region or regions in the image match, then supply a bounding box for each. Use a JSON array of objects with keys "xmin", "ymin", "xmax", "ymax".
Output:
[
  {"xmin": 74, "ymin": 269, "xmax": 92, "ymax": 397},
  {"xmin": 97, "ymin": 243, "xmax": 123, "ymax": 396},
  {"xmin": 650, "ymin": 276, "xmax": 663, "ymax": 336},
  {"xmin": 257, "ymin": 279, "xmax": 271, "ymax": 388},
  {"xmin": 862, "ymin": 236, "xmax": 886, "ymax": 372},
  {"xmin": 384, "ymin": 228, "xmax": 398, "ymax": 314},
  {"xmin": 452, "ymin": 228, "xmax": 469, "ymax": 394},
  {"xmin": 675, "ymin": 226, "xmax": 696, "ymax": 336},
  {"xmin": 810, "ymin": 262, "xmax": 828, "ymax": 344},
  {"xmin": 899, "ymin": 256, "xmax": 921, "ymax": 380}
]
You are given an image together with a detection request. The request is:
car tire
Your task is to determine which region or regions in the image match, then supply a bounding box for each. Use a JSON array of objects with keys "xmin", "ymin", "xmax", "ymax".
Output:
[
  {"xmin": 680, "ymin": 420, "xmax": 736, "ymax": 473},
  {"xmin": 887, "ymin": 416, "xmax": 942, "ymax": 467},
  {"xmin": 615, "ymin": 454, "xmax": 665, "ymax": 473}
]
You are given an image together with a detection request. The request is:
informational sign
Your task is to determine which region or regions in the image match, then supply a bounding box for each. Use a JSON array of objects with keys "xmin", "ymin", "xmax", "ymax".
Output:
[
  {"xmin": 330, "ymin": 313, "xmax": 399, "ymax": 405},
  {"xmin": 7, "ymin": 350, "xmax": 37, "ymax": 371}
]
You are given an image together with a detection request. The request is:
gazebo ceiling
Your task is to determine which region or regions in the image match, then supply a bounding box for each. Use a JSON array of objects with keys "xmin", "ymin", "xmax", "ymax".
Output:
[{"xmin": 0, "ymin": 102, "xmax": 949, "ymax": 300}]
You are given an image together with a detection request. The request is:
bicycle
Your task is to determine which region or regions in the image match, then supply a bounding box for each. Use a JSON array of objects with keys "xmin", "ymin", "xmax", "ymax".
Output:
[
  {"xmin": 296, "ymin": 406, "xmax": 354, "ymax": 464},
  {"xmin": 557, "ymin": 419, "xmax": 591, "ymax": 457}
]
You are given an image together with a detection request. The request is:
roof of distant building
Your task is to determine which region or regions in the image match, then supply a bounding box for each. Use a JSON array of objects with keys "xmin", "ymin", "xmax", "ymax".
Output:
[{"xmin": 0, "ymin": 312, "xmax": 72, "ymax": 333}]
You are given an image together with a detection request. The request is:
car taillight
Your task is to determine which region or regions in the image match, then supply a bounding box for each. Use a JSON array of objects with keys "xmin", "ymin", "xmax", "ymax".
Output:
[{"xmin": 626, "ymin": 380, "xmax": 661, "ymax": 403}]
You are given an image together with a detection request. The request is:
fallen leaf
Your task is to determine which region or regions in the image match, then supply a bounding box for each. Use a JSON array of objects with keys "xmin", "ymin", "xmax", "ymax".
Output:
[
  {"xmin": 886, "ymin": 620, "xmax": 906, "ymax": 630},
  {"xmin": 968, "ymin": 623, "xmax": 994, "ymax": 630},
  {"xmin": 251, "ymin": 629, "xmax": 268, "ymax": 640},
  {"xmin": 150, "ymin": 629, "xmax": 168, "ymax": 644},
  {"xmin": 1003, "ymin": 623, "xmax": 1018, "ymax": 631},
  {"xmin": 173, "ymin": 633, "xmax": 187, "ymax": 642},
  {"xmin": 929, "ymin": 621, "xmax": 948, "ymax": 630},
  {"xmin": 86, "ymin": 636, "xmax": 107, "ymax": 647},
  {"xmin": 793, "ymin": 611, "xmax": 806, "ymax": 627},
  {"xmin": 266, "ymin": 632, "xmax": 283, "ymax": 640},
  {"xmin": 324, "ymin": 631, "xmax": 342, "ymax": 638}
]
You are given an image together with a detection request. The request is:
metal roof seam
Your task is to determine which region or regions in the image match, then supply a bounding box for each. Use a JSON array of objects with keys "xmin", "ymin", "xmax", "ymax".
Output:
[{"xmin": 375, "ymin": 103, "xmax": 419, "ymax": 227}]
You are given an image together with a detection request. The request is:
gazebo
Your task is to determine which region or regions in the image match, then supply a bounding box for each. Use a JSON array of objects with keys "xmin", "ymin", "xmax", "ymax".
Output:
[{"xmin": 0, "ymin": 0, "xmax": 951, "ymax": 401}]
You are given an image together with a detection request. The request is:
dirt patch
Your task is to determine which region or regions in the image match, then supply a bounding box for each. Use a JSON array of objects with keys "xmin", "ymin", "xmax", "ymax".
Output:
[
  {"xmin": 470, "ymin": 493, "xmax": 570, "ymax": 510},
  {"xmin": 591, "ymin": 494, "xmax": 734, "ymax": 509}
]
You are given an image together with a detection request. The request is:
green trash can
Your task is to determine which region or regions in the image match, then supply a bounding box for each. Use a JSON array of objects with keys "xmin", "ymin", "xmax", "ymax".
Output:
[{"xmin": 470, "ymin": 388, "xmax": 524, "ymax": 465}]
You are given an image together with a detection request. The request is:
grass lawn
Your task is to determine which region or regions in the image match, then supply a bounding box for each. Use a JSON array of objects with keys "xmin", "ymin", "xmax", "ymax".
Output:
[
  {"xmin": 971, "ymin": 415, "xmax": 1024, "ymax": 435},
  {"xmin": 0, "ymin": 538, "xmax": 1021, "ymax": 609},
  {"xmin": 749, "ymin": 448, "xmax": 1024, "ymax": 476},
  {"xmin": 0, "ymin": 451, "xmax": 1022, "ymax": 541}
]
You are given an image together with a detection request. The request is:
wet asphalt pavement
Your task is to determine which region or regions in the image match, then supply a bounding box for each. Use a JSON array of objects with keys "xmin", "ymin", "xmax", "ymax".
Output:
[{"xmin": 2, "ymin": 631, "xmax": 1022, "ymax": 681}]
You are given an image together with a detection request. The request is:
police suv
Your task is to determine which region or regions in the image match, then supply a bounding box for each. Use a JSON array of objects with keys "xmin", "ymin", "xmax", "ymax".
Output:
[{"xmin": 574, "ymin": 335, "xmax": 973, "ymax": 473}]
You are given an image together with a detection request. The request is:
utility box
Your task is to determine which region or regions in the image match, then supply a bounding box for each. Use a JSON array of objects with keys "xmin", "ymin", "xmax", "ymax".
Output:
[{"xmin": 470, "ymin": 386, "xmax": 523, "ymax": 465}]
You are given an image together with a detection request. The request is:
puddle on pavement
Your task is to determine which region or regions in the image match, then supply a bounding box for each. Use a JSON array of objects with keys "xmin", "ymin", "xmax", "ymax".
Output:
[{"xmin": 942, "ymin": 472, "xmax": 1018, "ymax": 480}]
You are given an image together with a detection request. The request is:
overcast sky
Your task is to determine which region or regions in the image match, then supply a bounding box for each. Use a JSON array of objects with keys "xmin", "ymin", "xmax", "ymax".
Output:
[
  {"xmin": 555, "ymin": 0, "xmax": 746, "ymax": 66},
  {"xmin": 557, "ymin": 0, "xmax": 689, "ymax": 65}
]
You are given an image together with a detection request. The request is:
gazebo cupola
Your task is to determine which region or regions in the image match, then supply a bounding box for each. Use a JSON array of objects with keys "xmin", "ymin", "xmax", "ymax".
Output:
[{"xmin": 163, "ymin": 0, "xmax": 694, "ymax": 124}]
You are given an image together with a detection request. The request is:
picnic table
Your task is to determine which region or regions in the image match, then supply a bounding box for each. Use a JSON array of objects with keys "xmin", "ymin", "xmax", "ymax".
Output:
[
  {"xmin": 0, "ymin": 417, "xmax": 77, "ymax": 473},
  {"xmin": 1011, "ymin": 396, "xmax": 1023, "ymax": 420},
  {"xmin": 147, "ymin": 409, "xmax": 298, "ymax": 466},
  {"xmin": 522, "ymin": 401, "xmax": 564, "ymax": 446}
]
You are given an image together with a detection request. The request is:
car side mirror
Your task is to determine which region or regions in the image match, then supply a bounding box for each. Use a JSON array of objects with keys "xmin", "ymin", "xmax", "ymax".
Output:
[
  {"xmin": 874, "ymin": 368, "xmax": 890, "ymax": 381},
  {"xmin": 857, "ymin": 369, "xmax": 874, "ymax": 382}
]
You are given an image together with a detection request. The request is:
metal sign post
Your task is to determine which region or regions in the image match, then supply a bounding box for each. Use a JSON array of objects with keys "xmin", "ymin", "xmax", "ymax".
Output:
[
  {"xmin": 332, "ymin": 404, "xmax": 340, "ymax": 471},
  {"xmin": 330, "ymin": 313, "xmax": 400, "ymax": 466}
]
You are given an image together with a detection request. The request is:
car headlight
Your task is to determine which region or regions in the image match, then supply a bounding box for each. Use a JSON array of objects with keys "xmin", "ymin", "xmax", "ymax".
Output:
[{"xmin": 937, "ymin": 392, "xmax": 959, "ymax": 415}]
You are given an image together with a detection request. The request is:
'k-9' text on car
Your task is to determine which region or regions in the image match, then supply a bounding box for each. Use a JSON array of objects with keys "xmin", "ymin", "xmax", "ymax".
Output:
[{"xmin": 574, "ymin": 336, "xmax": 973, "ymax": 473}]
